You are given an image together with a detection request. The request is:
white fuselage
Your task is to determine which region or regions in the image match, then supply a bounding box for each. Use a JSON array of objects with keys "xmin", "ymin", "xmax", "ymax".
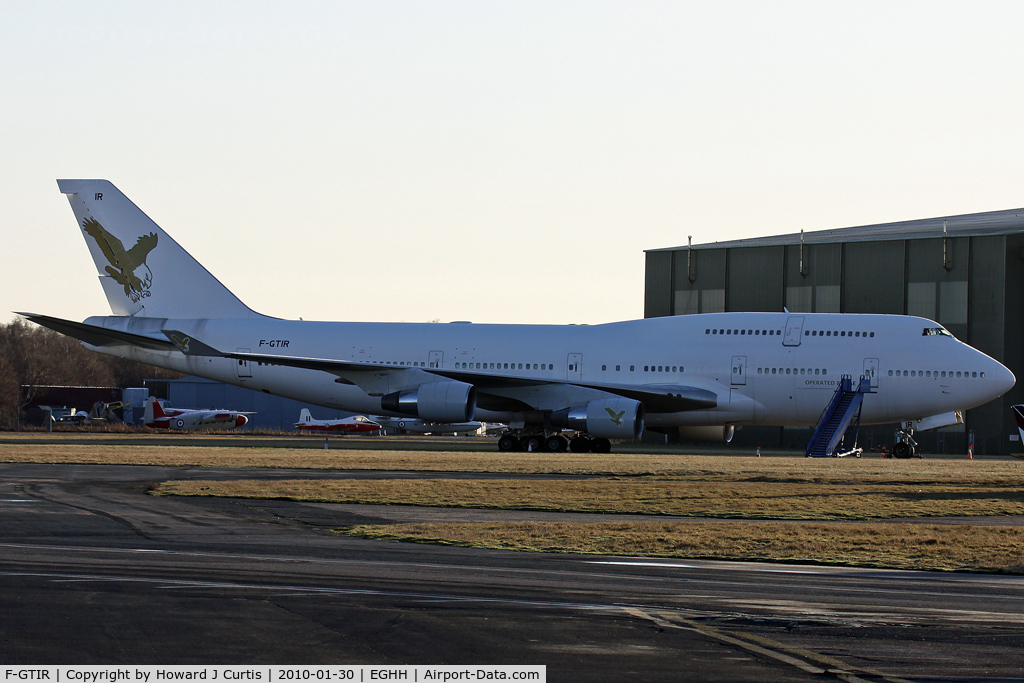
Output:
[{"xmin": 85, "ymin": 311, "xmax": 1014, "ymax": 430}]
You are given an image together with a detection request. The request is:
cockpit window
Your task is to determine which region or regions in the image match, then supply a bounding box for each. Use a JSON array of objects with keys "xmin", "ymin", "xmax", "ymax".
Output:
[{"xmin": 922, "ymin": 327, "xmax": 953, "ymax": 338}]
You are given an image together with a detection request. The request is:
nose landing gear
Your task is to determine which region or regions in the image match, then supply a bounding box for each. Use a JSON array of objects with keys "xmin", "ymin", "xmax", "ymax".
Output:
[{"xmin": 892, "ymin": 428, "xmax": 918, "ymax": 459}]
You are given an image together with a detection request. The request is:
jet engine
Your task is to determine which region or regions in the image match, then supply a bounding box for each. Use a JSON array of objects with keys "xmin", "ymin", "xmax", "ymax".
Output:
[
  {"xmin": 550, "ymin": 397, "xmax": 644, "ymax": 439},
  {"xmin": 676, "ymin": 425, "xmax": 735, "ymax": 443},
  {"xmin": 380, "ymin": 380, "xmax": 476, "ymax": 422}
]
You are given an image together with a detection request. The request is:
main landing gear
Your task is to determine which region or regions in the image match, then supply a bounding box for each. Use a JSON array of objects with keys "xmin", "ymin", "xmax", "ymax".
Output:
[{"xmin": 498, "ymin": 432, "xmax": 612, "ymax": 453}]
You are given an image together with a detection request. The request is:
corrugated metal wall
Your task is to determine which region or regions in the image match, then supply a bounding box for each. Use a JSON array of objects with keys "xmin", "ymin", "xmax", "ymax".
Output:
[{"xmin": 645, "ymin": 233, "xmax": 1020, "ymax": 454}]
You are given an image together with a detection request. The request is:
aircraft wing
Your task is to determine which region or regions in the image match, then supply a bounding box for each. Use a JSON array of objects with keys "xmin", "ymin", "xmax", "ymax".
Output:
[
  {"xmin": 431, "ymin": 368, "xmax": 718, "ymax": 412},
  {"xmin": 19, "ymin": 313, "xmax": 177, "ymax": 351},
  {"xmin": 180, "ymin": 341, "xmax": 717, "ymax": 413}
]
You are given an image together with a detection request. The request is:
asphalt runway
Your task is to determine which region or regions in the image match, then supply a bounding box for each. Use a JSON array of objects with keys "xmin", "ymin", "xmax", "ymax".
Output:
[{"xmin": 1, "ymin": 463, "xmax": 1023, "ymax": 681}]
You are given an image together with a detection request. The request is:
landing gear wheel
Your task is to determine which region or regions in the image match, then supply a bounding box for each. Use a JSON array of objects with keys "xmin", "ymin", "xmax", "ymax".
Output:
[
  {"xmin": 569, "ymin": 436, "xmax": 591, "ymax": 453},
  {"xmin": 591, "ymin": 437, "xmax": 612, "ymax": 454},
  {"xmin": 892, "ymin": 442, "xmax": 915, "ymax": 459},
  {"xmin": 522, "ymin": 435, "xmax": 544, "ymax": 452},
  {"xmin": 498, "ymin": 434, "xmax": 520, "ymax": 452},
  {"xmin": 545, "ymin": 435, "xmax": 568, "ymax": 452}
]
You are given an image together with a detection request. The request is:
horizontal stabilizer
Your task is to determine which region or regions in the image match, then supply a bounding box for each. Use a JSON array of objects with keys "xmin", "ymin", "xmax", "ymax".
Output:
[{"xmin": 18, "ymin": 313, "xmax": 176, "ymax": 351}]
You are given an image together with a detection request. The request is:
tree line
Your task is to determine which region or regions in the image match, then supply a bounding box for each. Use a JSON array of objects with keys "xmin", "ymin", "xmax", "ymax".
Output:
[{"xmin": 0, "ymin": 317, "xmax": 184, "ymax": 429}]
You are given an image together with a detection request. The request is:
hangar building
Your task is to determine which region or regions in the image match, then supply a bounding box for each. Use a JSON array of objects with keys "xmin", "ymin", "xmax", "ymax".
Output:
[{"xmin": 644, "ymin": 207, "xmax": 1024, "ymax": 455}]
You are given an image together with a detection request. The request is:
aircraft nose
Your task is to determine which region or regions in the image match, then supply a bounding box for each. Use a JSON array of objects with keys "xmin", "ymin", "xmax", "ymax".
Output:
[{"xmin": 990, "ymin": 358, "xmax": 1016, "ymax": 396}]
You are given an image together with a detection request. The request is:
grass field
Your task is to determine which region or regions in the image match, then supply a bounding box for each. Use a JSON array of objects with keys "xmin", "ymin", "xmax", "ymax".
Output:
[{"xmin": 5, "ymin": 434, "xmax": 1024, "ymax": 572}]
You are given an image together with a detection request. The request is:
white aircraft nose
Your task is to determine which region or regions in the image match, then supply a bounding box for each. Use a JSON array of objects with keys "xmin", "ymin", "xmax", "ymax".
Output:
[{"xmin": 990, "ymin": 358, "xmax": 1016, "ymax": 397}]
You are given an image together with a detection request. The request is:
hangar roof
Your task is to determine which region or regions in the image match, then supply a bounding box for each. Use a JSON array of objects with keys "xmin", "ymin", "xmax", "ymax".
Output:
[{"xmin": 647, "ymin": 206, "xmax": 1024, "ymax": 252}]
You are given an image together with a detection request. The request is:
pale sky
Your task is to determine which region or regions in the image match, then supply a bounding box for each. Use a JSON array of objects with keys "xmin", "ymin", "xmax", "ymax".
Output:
[{"xmin": 4, "ymin": 1, "xmax": 1024, "ymax": 326}]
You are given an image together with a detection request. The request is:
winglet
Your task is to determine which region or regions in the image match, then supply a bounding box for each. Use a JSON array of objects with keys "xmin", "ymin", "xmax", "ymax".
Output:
[{"xmin": 161, "ymin": 330, "xmax": 224, "ymax": 356}]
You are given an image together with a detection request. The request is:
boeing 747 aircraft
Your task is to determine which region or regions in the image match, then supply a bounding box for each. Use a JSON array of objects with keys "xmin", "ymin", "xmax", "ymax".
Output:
[{"xmin": 19, "ymin": 180, "xmax": 1015, "ymax": 453}]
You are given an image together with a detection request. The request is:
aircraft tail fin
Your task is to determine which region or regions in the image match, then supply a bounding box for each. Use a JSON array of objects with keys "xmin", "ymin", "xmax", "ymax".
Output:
[
  {"xmin": 144, "ymin": 396, "xmax": 169, "ymax": 423},
  {"xmin": 1013, "ymin": 405, "xmax": 1024, "ymax": 443},
  {"xmin": 57, "ymin": 179, "xmax": 260, "ymax": 320},
  {"xmin": 299, "ymin": 408, "xmax": 313, "ymax": 423}
]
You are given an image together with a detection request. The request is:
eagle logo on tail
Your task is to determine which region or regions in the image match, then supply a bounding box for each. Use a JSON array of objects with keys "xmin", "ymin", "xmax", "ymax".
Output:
[{"xmin": 82, "ymin": 217, "xmax": 157, "ymax": 303}]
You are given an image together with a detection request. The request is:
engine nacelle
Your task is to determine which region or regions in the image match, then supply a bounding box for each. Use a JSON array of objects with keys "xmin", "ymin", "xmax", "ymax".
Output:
[
  {"xmin": 676, "ymin": 425, "xmax": 735, "ymax": 443},
  {"xmin": 550, "ymin": 397, "xmax": 644, "ymax": 439},
  {"xmin": 380, "ymin": 380, "xmax": 476, "ymax": 422}
]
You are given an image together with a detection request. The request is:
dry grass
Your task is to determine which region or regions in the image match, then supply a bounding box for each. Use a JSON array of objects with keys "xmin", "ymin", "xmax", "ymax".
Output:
[
  {"xmin": 2, "ymin": 439, "xmax": 1022, "ymax": 479},
  {"xmin": 340, "ymin": 521, "xmax": 1024, "ymax": 573},
  {"xmin": 7, "ymin": 436, "xmax": 1024, "ymax": 571},
  {"xmin": 155, "ymin": 476, "xmax": 1024, "ymax": 519}
]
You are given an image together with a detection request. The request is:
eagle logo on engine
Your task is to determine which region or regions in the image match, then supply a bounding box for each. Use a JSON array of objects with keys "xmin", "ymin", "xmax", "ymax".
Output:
[{"xmin": 605, "ymin": 407, "xmax": 626, "ymax": 426}]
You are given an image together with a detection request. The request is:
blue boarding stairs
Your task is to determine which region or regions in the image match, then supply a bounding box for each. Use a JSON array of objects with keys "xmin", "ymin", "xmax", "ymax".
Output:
[{"xmin": 805, "ymin": 375, "xmax": 873, "ymax": 458}]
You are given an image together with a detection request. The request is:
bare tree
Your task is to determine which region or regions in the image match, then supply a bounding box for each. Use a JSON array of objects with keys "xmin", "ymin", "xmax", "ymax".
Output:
[{"xmin": 0, "ymin": 317, "xmax": 185, "ymax": 429}]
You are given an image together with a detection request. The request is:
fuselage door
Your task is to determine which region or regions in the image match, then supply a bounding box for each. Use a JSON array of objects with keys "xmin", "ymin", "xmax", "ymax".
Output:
[
  {"xmin": 783, "ymin": 316, "xmax": 805, "ymax": 347},
  {"xmin": 567, "ymin": 352, "xmax": 583, "ymax": 381},
  {"xmin": 429, "ymin": 350, "xmax": 444, "ymax": 369},
  {"xmin": 731, "ymin": 355, "xmax": 747, "ymax": 385},
  {"xmin": 863, "ymin": 357, "xmax": 879, "ymax": 389},
  {"xmin": 236, "ymin": 348, "xmax": 252, "ymax": 378}
]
